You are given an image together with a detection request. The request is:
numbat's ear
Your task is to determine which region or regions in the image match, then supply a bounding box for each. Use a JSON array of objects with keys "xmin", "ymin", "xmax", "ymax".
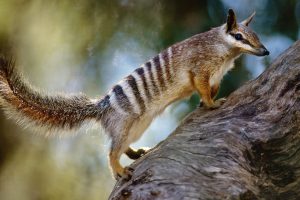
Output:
[
  {"xmin": 241, "ymin": 11, "xmax": 256, "ymax": 26},
  {"xmin": 226, "ymin": 9, "xmax": 237, "ymax": 33}
]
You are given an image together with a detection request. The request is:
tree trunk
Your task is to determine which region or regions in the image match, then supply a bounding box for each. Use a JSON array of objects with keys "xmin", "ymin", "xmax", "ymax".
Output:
[{"xmin": 109, "ymin": 40, "xmax": 300, "ymax": 200}]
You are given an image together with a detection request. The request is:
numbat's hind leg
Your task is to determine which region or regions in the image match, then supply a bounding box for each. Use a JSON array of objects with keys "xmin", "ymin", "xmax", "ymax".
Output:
[
  {"xmin": 125, "ymin": 147, "xmax": 149, "ymax": 160},
  {"xmin": 109, "ymin": 134, "xmax": 134, "ymax": 180},
  {"xmin": 109, "ymin": 147, "xmax": 134, "ymax": 180},
  {"xmin": 109, "ymin": 148, "xmax": 125, "ymax": 180}
]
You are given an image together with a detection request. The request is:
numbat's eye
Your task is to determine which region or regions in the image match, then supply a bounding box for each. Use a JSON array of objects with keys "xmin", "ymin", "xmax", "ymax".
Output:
[{"xmin": 234, "ymin": 33, "xmax": 243, "ymax": 40}]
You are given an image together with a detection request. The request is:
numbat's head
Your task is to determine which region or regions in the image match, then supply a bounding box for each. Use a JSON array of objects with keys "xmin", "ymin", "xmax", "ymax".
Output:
[{"xmin": 223, "ymin": 9, "xmax": 269, "ymax": 56}]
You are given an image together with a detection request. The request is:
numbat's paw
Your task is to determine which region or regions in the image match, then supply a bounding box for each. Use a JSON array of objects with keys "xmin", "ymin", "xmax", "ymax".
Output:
[
  {"xmin": 125, "ymin": 147, "xmax": 150, "ymax": 160},
  {"xmin": 115, "ymin": 167, "xmax": 134, "ymax": 181},
  {"xmin": 215, "ymin": 97, "xmax": 227, "ymax": 107},
  {"xmin": 123, "ymin": 166, "xmax": 134, "ymax": 181},
  {"xmin": 205, "ymin": 98, "xmax": 227, "ymax": 109},
  {"xmin": 136, "ymin": 148, "xmax": 150, "ymax": 157}
]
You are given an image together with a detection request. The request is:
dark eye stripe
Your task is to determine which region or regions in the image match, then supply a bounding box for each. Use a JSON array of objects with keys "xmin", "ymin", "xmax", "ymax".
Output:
[
  {"xmin": 229, "ymin": 32, "xmax": 255, "ymax": 48},
  {"xmin": 242, "ymin": 39, "xmax": 255, "ymax": 47}
]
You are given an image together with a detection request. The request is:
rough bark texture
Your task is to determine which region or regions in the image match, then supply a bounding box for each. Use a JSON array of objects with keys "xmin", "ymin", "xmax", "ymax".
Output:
[{"xmin": 109, "ymin": 40, "xmax": 300, "ymax": 200}]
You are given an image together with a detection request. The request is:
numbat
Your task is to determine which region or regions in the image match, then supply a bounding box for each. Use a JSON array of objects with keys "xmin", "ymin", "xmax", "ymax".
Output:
[{"xmin": 0, "ymin": 9, "xmax": 269, "ymax": 179}]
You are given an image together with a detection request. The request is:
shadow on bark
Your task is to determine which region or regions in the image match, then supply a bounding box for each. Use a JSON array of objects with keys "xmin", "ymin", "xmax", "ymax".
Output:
[{"xmin": 110, "ymin": 40, "xmax": 300, "ymax": 200}]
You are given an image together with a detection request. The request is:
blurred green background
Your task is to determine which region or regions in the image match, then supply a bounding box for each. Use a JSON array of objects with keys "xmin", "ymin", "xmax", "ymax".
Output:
[{"xmin": 0, "ymin": 0, "xmax": 299, "ymax": 199}]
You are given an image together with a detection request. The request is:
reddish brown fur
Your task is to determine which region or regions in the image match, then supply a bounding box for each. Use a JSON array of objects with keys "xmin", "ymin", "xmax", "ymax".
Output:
[{"xmin": 0, "ymin": 58, "xmax": 100, "ymax": 132}]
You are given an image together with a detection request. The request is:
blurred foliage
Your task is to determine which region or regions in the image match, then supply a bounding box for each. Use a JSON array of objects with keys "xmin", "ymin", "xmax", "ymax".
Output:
[{"xmin": 0, "ymin": 0, "xmax": 299, "ymax": 199}]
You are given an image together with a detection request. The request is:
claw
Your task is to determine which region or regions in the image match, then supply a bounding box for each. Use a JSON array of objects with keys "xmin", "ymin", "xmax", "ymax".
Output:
[
  {"xmin": 115, "ymin": 167, "xmax": 134, "ymax": 181},
  {"xmin": 115, "ymin": 173, "xmax": 122, "ymax": 181},
  {"xmin": 215, "ymin": 97, "xmax": 226, "ymax": 106},
  {"xmin": 123, "ymin": 166, "xmax": 134, "ymax": 181},
  {"xmin": 206, "ymin": 98, "xmax": 227, "ymax": 109},
  {"xmin": 198, "ymin": 101, "xmax": 204, "ymax": 108}
]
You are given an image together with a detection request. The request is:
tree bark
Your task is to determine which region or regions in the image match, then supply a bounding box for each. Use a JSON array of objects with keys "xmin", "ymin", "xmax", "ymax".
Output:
[{"xmin": 109, "ymin": 40, "xmax": 300, "ymax": 200}]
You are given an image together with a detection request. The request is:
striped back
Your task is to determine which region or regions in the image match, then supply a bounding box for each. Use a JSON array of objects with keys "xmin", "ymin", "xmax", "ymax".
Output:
[{"xmin": 101, "ymin": 47, "xmax": 175, "ymax": 116}]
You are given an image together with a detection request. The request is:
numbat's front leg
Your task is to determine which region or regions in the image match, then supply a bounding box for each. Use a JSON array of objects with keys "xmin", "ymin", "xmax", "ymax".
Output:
[
  {"xmin": 194, "ymin": 76, "xmax": 226, "ymax": 109},
  {"xmin": 193, "ymin": 76, "xmax": 218, "ymax": 109}
]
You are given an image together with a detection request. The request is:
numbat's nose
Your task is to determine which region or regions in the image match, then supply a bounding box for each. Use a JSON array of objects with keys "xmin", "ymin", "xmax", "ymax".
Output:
[
  {"xmin": 258, "ymin": 45, "xmax": 270, "ymax": 56},
  {"xmin": 263, "ymin": 49, "xmax": 270, "ymax": 56}
]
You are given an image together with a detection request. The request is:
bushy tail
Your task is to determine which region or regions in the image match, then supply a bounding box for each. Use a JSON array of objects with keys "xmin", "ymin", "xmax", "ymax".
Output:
[{"xmin": 0, "ymin": 56, "xmax": 103, "ymax": 135}]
